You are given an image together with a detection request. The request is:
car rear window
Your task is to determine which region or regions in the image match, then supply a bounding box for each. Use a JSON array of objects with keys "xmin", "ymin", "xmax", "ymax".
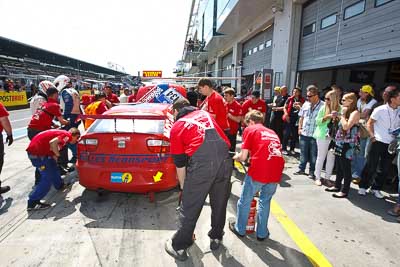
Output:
[{"xmin": 87, "ymin": 119, "xmax": 165, "ymax": 134}]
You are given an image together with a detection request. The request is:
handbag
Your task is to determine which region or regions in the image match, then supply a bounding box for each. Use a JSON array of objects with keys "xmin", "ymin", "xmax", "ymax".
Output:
[{"xmin": 358, "ymin": 119, "xmax": 369, "ymax": 139}]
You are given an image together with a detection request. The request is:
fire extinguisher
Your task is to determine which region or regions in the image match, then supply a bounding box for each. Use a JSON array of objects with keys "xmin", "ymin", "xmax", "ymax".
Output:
[{"xmin": 246, "ymin": 198, "xmax": 257, "ymax": 234}]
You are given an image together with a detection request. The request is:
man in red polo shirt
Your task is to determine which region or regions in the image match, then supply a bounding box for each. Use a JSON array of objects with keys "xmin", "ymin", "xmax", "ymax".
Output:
[
  {"xmin": 223, "ymin": 87, "xmax": 242, "ymax": 152},
  {"xmin": 230, "ymin": 110, "xmax": 284, "ymax": 241},
  {"xmin": 165, "ymin": 99, "xmax": 232, "ymax": 261},
  {"xmin": 104, "ymin": 85, "xmax": 120, "ymax": 105},
  {"xmin": 242, "ymin": 90, "xmax": 267, "ymax": 118},
  {"xmin": 0, "ymin": 102, "xmax": 13, "ymax": 195},
  {"xmin": 198, "ymin": 78, "xmax": 230, "ymax": 133},
  {"xmin": 26, "ymin": 128, "xmax": 81, "ymax": 211}
]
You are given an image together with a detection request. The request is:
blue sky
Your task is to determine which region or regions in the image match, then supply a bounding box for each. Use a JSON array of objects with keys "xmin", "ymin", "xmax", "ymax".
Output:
[{"xmin": 0, "ymin": 0, "xmax": 192, "ymax": 76}]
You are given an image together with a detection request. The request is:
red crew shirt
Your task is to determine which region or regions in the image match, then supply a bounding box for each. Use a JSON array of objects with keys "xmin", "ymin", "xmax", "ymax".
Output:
[
  {"xmin": 128, "ymin": 94, "xmax": 136, "ymax": 103},
  {"xmin": 226, "ymin": 100, "xmax": 242, "ymax": 135},
  {"xmin": 106, "ymin": 93, "xmax": 120, "ymax": 104},
  {"xmin": 170, "ymin": 110, "xmax": 230, "ymax": 157},
  {"xmin": 26, "ymin": 129, "xmax": 72, "ymax": 156},
  {"xmin": 242, "ymin": 99, "xmax": 267, "ymax": 116},
  {"xmin": 242, "ymin": 124, "xmax": 284, "ymax": 183},
  {"xmin": 200, "ymin": 91, "xmax": 229, "ymax": 131},
  {"xmin": 0, "ymin": 103, "xmax": 9, "ymax": 133},
  {"xmin": 28, "ymin": 98, "xmax": 62, "ymax": 131}
]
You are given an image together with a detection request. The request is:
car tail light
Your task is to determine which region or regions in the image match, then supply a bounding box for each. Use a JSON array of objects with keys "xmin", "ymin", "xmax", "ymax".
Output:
[{"xmin": 147, "ymin": 139, "xmax": 170, "ymax": 153}]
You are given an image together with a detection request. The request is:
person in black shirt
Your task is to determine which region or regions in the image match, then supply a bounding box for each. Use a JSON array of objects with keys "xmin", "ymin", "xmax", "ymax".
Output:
[
  {"xmin": 186, "ymin": 87, "xmax": 198, "ymax": 107},
  {"xmin": 269, "ymin": 86, "xmax": 288, "ymax": 141}
]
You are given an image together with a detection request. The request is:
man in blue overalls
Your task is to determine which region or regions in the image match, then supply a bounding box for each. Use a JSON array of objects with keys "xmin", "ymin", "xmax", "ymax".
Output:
[{"xmin": 165, "ymin": 98, "xmax": 233, "ymax": 261}]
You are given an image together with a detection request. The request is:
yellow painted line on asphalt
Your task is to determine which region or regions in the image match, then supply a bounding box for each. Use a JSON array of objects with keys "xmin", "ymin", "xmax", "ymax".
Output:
[{"xmin": 271, "ymin": 200, "xmax": 333, "ymax": 267}]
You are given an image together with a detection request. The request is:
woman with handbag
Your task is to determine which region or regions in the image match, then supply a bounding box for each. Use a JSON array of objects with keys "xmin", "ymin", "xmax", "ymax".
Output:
[
  {"xmin": 325, "ymin": 93, "xmax": 360, "ymax": 198},
  {"xmin": 313, "ymin": 90, "xmax": 341, "ymax": 186},
  {"xmin": 351, "ymin": 85, "xmax": 377, "ymax": 184}
]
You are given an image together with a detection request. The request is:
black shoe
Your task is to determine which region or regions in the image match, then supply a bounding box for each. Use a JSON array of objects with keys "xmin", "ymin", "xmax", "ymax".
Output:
[
  {"xmin": 325, "ymin": 187, "xmax": 340, "ymax": 192},
  {"xmin": 257, "ymin": 236, "xmax": 268, "ymax": 241},
  {"xmin": 308, "ymin": 174, "xmax": 316, "ymax": 180},
  {"xmin": 27, "ymin": 201, "xmax": 51, "ymax": 211},
  {"xmin": 0, "ymin": 186, "xmax": 10, "ymax": 195},
  {"xmin": 59, "ymin": 167, "xmax": 68, "ymax": 175},
  {"xmin": 332, "ymin": 193, "xmax": 348, "ymax": 198},
  {"xmin": 293, "ymin": 170, "xmax": 307, "ymax": 175},
  {"xmin": 210, "ymin": 239, "xmax": 222, "ymax": 250},
  {"xmin": 228, "ymin": 220, "xmax": 245, "ymax": 238},
  {"xmin": 165, "ymin": 239, "xmax": 188, "ymax": 261}
]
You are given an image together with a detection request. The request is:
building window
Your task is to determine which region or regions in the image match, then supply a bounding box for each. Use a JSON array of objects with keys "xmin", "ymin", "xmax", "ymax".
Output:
[
  {"xmin": 242, "ymin": 51, "xmax": 247, "ymax": 58},
  {"xmin": 259, "ymin": 43, "xmax": 264, "ymax": 50},
  {"xmin": 248, "ymin": 50, "xmax": 252, "ymax": 56},
  {"xmin": 303, "ymin": 23, "xmax": 316, "ymax": 36},
  {"xmin": 375, "ymin": 0, "xmax": 395, "ymax": 7},
  {"xmin": 321, "ymin": 13, "xmax": 337, "ymax": 29},
  {"xmin": 265, "ymin": 40, "xmax": 272, "ymax": 47},
  {"xmin": 344, "ymin": 0, "xmax": 366, "ymax": 20},
  {"xmin": 253, "ymin": 47, "xmax": 258, "ymax": 53}
]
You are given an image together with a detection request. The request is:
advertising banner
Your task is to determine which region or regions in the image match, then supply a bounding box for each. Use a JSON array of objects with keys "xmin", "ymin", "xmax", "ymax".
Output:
[{"xmin": 0, "ymin": 91, "xmax": 28, "ymax": 107}]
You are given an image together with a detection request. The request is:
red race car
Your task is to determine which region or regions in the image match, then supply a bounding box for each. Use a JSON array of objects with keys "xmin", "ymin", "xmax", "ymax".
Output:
[{"xmin": 77, "ymin": 103, "xmax": 177, "ymax": 198}]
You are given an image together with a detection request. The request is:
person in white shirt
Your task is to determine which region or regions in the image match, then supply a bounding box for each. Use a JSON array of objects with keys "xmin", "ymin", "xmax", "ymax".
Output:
[
  {"xmin": 119, "ymin": 88, "xmax": 130, "ymax": 103},
  {"xmin": 358, "ymin": 88, "xmax": 400, "ymax": 199}
]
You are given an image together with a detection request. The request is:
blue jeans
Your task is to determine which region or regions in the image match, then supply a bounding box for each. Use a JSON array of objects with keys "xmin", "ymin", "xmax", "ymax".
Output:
[
  {"xmin": 235, "ymin": 175, "xmax": 277, "ymax": 239},
  {"xmin": 28, "ymin": 154, "xmax": 63, "ymax": 205},
  {"xmin": 352, "ymin": 137, "xmax": 368, "ymax": 178},
  {"xmin": 299, "ymin": 135, "xmax": 317, "ymax": 174}
]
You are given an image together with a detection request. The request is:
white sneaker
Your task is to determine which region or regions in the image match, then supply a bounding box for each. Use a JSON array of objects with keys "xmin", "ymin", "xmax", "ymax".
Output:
[
  {"xmin": 358, "ymin": 188, "xmax": 367, "ymax": 196},
  {"xmin": 314, "ymin": 179, "xmax": 322, "ymax": 186},
  {"xmin": 372, "ymin": 190, "xmax": 384, "ymax": 199}
]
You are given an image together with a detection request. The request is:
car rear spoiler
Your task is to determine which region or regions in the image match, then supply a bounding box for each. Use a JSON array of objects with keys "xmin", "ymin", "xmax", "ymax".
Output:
[{"xmin": 79, "ymin": 114, "xmax": 166, "ymax": 120}]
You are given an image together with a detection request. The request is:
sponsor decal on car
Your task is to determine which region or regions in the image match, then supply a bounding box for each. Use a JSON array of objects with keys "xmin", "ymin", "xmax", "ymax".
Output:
[
  {"xmin": 111, "ymin": 172, "xmax": 133, "ymax": 183},
  {"xmin": 79, "ymin": 152, "xmax": 170, "ymax": 164}
]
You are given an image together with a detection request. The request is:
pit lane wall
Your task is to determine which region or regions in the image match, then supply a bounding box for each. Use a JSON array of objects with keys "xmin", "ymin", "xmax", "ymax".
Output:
[{"xmin": 0, "ymin": 91, "xmax": 28, "ymax": 109}]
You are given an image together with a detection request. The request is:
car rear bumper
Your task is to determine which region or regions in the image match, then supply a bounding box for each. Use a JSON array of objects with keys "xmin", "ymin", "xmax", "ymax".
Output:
[{"xmin": 77, "ymin": 161, "xmax": 178, "ymax": 193}]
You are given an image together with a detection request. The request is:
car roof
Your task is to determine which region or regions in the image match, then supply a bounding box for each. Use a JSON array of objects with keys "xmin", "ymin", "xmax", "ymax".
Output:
[{"xmin": 104, "ymin": 103, "xmax": 171, "ymax": 117}]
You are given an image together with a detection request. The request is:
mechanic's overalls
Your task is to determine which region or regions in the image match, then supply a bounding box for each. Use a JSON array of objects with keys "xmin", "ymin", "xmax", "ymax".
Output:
[{"xmin": 172, "ymin": 112, "xmax": 233, "ymax": 250}]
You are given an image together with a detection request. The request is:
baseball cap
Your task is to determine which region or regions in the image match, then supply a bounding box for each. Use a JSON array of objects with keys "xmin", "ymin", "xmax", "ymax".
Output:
[
  {"xmin": 274, "ymin": 86, "xmax": 281, "ymax": 92},
  {"xmin": 360, "ymin": 85, "xmax": 374, "ymax": 97}
]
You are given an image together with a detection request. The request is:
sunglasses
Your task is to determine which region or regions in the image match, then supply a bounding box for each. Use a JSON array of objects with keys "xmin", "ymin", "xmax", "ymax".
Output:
[{"xmin": 306, "ymin": 94, "xmax": 316, "ymax": 98}]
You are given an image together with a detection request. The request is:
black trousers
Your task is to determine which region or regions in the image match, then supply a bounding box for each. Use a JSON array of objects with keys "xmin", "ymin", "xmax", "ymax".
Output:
[
  {"xmin": 270, "ymin": 116, "xmax": 283, "ymax": 142},
  {"xmin": 227, "ymin": 132, "xmax": 238, "ymax": 153},
  {"xmin": 359, "ymin": 141, "xmax": 394, "ymax": 190},
  {"xmin": 282, "ymin": 117, "xmax": 298, "ymax": 151},
  {"xmin": 172, "ymin": 129, "xmax": 232, "ymax": 250},
  {"xmin": 0, "ymin": 134, "xmax": 4, "ymax": 175},
  {"xmin": 334, "ymin": 156, "xmax": 352, "ymax": 194}
]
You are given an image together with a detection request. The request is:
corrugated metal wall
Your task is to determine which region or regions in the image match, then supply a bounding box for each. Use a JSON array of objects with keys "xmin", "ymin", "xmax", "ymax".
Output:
[
  {"xmin": 222, "ymin": 52, "xmax": 233, "ymax": 84},
  {"xmin": 241, "ymin": 26, "xmax": 274, "ymax": 76},
  {"xmin": 298, "ymin": 0, "xmax": 400, "ymax": 71}
]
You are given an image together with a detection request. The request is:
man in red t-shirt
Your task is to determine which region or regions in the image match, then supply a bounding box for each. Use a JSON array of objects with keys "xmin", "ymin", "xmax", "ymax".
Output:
[
  {"xmin": 26, "ymin": 128, "xmax": 81, "ymax": 211},
  {"xmin": 27, "ymin": 87, "xmax": 70, "ymax": 185},
  {"xmin": 197, "ymin": 78, "xmax": 230, "ymax": 132},
  {"xmin": 165, "ymin": 99, "xmax": 232, "ymax": 261},
  {"xmin": 223, "ymin": 88, "xmax": 242, "ymax": 152},
  {"xmin": 0, "ymin": 102, "xmax": 13, "ymax": 195},
  {"xmin": 230, "ymin": 110, "xmax": 284, "ymax": 241},
  {"xmin": 242, "ymin": 90, "xmax": 267, "ymax": 118},
  {"xmin": 104, "ymin": 85, "xmax": 120, "ymax": 105}
]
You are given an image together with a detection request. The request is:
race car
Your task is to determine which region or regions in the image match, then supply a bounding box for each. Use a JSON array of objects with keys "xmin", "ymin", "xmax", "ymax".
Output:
[
  {"xmin": 77, "ymin": 103, "xmax": 177, "ymax": 198},
  {"xmin": 135, "ymin": 83, "xmax": 187, "ymax": 103}
]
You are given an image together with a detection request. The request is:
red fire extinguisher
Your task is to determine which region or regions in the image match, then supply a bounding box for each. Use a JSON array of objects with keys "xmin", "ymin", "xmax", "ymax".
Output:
[{"xmin": 246, "ymin": 198, "xmax": 257, "ymax": 234}]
